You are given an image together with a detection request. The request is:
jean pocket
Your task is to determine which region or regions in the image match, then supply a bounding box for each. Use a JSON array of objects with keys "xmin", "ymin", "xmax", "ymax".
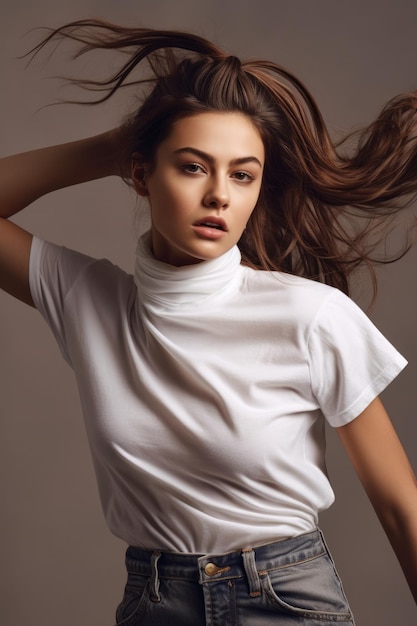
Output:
[
  {"xmin": 259, "ymin": 553, "xmax": 354, "ymax": 623},
  {"xmin": 115, "ymin": 572, "xmax": 150, "ymax": 626}
]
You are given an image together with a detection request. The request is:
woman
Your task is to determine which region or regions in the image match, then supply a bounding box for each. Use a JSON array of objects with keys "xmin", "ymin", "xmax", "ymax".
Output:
[{"xmin": 1, "ymin": 20, "xmax": 417, "ymax": 625}]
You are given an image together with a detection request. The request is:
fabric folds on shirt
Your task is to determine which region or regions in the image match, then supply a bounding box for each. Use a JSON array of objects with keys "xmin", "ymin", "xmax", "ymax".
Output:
[{"xmin": 134, "ymin": 231, "xmax": 242, "ymax": 308}]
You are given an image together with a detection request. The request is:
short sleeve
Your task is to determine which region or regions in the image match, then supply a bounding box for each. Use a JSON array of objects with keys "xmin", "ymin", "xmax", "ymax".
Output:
[
  {"xmin": 307, "ymin": 289, "xmax": 407, "ymax": 427},
  {"xmin": 29, "ymin": 236, "xmax": 98, "ymax": 364}
]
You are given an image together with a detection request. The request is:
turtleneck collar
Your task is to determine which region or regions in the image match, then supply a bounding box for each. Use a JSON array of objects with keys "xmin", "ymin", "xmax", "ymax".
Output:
[{"xmin": 134, "ymin": 231, "xmax": 242, "ymax": 310}]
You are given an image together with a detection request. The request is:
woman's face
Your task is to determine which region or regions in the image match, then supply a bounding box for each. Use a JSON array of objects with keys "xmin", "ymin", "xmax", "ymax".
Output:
[{"xmin": 132, "ymin": 111, "xmax": 265, "ymax": 266}]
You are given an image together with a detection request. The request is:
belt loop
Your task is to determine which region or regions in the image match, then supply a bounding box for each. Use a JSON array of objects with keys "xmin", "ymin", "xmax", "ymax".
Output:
[
  {"xmin": 150, "ymin": 551, "xmax": 161, "ymax": 602},
  {"xmin": 241, "ymin": 548, "xmax": 261, "ymax": 597}
]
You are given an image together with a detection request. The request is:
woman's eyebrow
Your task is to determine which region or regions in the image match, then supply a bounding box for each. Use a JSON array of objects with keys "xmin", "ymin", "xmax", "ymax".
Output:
[{"xmin": 173, "ymin": 147, "xmax": 263, "ymax": 168}]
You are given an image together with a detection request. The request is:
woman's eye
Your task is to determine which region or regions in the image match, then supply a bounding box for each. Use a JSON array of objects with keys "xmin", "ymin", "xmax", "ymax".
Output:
[
  {"xmin": 182, "ymin": 163, "xmax": 204, "ymax": 174},
  {"xmin": 233, "ymin": 171, "xmax": 254, "ymax": 182}
]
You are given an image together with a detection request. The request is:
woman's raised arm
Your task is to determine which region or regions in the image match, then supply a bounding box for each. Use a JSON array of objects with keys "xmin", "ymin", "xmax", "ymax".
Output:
[{"xmin": 0, "ymin": 131, "xmax": 124, "ymax": 306}]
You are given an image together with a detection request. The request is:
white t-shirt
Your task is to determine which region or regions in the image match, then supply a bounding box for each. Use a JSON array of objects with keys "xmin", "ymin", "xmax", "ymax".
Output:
[{"xmin": 29, "ymin": 233, "xmax": 407, "ymax": 553}]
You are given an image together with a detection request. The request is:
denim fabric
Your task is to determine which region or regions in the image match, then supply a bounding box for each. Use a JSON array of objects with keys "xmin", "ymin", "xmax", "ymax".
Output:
[{"xmin": 114, "ymin": 529, "xmax": 355, "ymax": 625}]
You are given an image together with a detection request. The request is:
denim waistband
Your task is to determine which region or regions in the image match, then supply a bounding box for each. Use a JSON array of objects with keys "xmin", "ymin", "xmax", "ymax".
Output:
[{"xmin": 126, "ymin": 528, "xmax": 326, "ymax": 602}]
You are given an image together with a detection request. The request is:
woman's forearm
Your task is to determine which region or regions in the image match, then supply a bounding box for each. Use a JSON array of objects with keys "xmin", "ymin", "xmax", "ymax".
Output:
[
  {"xmin": 0, "ymin": 131, "xmax": 121, "ymax": 218},
  {"xmin": 377, "ymin": 493, "xmax": 417, "ymax": 604}
]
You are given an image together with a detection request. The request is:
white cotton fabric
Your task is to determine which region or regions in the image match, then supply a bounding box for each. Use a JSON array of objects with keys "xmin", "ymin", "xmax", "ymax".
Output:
[{"xmin": 29, "ymin": 233, "xmax": 407, "ymax": 553}]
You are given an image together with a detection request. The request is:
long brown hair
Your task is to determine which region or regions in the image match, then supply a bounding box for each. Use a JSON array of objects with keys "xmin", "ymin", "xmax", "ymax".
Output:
[{"xmin": 30, "ymin": 19, "xmax": 417, "ymax": 296}]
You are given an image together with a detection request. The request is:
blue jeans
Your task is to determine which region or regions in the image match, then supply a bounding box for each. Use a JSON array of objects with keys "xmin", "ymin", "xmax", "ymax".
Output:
[{"xmin": 114, "ymin": 528, "xmax": 355, "ymax": 625}]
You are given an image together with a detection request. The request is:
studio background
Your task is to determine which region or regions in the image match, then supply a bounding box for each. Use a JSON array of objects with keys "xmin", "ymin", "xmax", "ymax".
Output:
[{"xmin": 1, "ymin": 1, "xmax": 416, "ymax": 624}]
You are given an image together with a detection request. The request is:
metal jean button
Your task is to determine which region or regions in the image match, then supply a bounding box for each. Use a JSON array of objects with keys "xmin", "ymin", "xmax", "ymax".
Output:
[{"xmin": 204, "ymin": 563, "xmax": 231, "ymax": 576}]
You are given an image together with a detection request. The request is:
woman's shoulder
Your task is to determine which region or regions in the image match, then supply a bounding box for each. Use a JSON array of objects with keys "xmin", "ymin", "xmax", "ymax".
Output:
[
  {"xmin": 240, "ymin": 264, "xmax": 342, "ymax": 311},
  {"xmin": 235, "ymin": 265, "xmax": 358, "ymax": 338},
  {"xmin": 30, "ymin": 236, "xmax": 134, "ymax": 303},
  {"xmin": 33, "ymin": 236, "xmax": 130, "ymax": 275}
]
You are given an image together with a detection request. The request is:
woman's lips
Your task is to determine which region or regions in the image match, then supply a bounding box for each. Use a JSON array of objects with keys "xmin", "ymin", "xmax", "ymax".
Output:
[
  {"xmin": 192, "ymin": 224, "xmax": 228, "ymax": 239},
  {"xmin": 192, "ymin": 216, "xmax": 228, "ymax": 239},
  {"xmin": 193, "ymin": 215, "xmax": 227, "ymax": 231}
]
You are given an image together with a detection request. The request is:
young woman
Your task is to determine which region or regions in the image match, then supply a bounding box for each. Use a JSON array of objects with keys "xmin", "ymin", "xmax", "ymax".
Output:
[{"xmin": 1, "ymin": 20, "xmax": 417, "ymax": 625}]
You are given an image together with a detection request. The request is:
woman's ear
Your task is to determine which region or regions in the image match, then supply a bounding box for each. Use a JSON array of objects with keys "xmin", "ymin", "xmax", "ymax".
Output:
[{"xmin": 131, "ymin": 155, "xmax": 150, "ymax": 197}]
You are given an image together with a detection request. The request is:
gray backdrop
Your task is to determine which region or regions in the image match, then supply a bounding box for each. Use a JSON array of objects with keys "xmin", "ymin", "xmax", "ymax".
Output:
[{"xmin": 1, "ymin": 1, "xmax": 416, "ymax": 624}]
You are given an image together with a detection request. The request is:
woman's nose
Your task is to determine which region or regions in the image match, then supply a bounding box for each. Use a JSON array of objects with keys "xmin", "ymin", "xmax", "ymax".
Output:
[{"xmin": 203, "ymin": 178, "xmax": 230, "ymax": 209}]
